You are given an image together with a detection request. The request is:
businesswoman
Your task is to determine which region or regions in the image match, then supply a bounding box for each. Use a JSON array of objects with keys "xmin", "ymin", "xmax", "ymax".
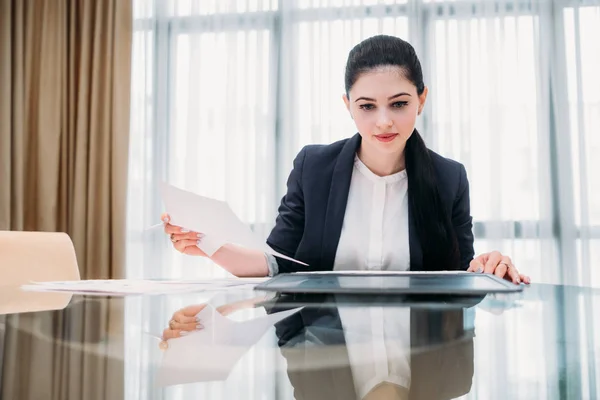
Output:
[{"xmin": 162, "ymin": 34, "xmax": 530, "ymax": 284}]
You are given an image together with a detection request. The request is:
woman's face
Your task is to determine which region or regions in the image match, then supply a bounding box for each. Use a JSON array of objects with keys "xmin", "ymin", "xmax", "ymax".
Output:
[{"xmin": 343, "ymin": 66, "xmax": 428, "ymax": 156}]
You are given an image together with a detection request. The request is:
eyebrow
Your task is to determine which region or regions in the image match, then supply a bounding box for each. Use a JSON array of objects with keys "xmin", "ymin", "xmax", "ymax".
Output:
[{"xmin": 354, "ymin": 92, "xmax": 412, "ymax": 102}]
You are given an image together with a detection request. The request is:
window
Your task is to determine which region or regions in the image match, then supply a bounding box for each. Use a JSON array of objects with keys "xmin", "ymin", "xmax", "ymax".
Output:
[
  {"xmin": 564, "ymin": 5, "xmax": 600, "ymax": 284},
  {"xmin": 127, "ymin": 1, "xmax": 600, "ymax": 397}
]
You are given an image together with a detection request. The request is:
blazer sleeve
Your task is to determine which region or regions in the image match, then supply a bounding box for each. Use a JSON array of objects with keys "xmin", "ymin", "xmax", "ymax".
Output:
[
  {"xmin": 453, "ymin": 165, "xmax": 475, "ymax": 270},
  {"xmin": 266, "ymin": 147, "xmax": 307, "ymax": 273}
]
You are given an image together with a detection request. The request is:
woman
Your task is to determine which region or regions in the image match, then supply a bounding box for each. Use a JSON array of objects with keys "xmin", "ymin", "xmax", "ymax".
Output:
[{"xmin": 162, "ymin": 35, "xmax": 530, "ymax": 284}]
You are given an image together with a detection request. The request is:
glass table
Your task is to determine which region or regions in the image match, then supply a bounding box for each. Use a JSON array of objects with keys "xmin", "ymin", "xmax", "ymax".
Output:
[{"xmin": 0, "ymin": 282, "xmax": 598, "ymax": 399}]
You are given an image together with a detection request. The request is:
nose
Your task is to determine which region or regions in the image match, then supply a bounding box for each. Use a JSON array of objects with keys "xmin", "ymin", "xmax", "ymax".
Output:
[{"xmin": 376, "ymin": 110, "xmax": 393, "ymax": 129}]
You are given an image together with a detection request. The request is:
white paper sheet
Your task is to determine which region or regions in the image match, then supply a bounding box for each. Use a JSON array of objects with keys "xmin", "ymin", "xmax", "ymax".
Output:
[
  {"xmin": 159, "ymin": 182, "xmax": 308, "ymax": 266},
  {"xmin": 155, "ymin": 305, "xmax": 303, "ymax": 386},
  {"xmin": 20, "ymin": 278, "xmax": 268, "ymax": 296}
]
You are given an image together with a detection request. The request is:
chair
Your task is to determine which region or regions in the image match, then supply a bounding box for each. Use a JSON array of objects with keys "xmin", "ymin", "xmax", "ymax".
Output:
[{"xmin": 0, "ymin": 231, "xmax": 80, "ymax": 314}]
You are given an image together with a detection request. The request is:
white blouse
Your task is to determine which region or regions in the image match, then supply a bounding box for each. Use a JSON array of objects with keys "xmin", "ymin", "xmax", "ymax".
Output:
[
  {"xmin": 335, "ymin": 155, "xmax": 411, "ymax": 397},
  {"xmin": 333, "ymin": 154, "xmax": 410, "ymax": 272},
  {"xmin": 266, "ymin": 154, "xmax": 412, "ymax": 397}
]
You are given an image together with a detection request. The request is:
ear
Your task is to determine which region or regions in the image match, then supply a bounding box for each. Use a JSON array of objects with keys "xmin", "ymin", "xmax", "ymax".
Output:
[
  {"xmin": 342, "ymin": 93, "xmax": 353, "ymax": 119},
  {"xmin": 342, "ymin": 93, "xmax": 350, "ymax": 111},
  {"xmin": 417, "ymin": 86, "xmax": 429, "ymax": 115}
]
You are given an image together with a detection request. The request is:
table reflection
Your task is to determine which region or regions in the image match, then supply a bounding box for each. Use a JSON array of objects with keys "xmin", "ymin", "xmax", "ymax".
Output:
[
  {"xmin": 154, "ymin": 293, "xmax": 478, "ymax": 400},
  {"xmin": 0, "ymin": 289, "xmax": 123, "ymax": 400},
  {"xmin": 1, "ymin": 284, "xmax": 599, "ymax": 400},
  {"xmin": 268, "ymin": 294, "xmax": 475, "ymax": 400}
]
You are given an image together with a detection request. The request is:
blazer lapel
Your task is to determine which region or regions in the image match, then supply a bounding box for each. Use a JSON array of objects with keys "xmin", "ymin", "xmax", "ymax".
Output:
[
  {"xmin": 409, "ymin": 206, "xmax": 424, "ymax": 270},
  {"xmin": 320, "ymin": 134, "xmax": 361, "ymax": 270}
]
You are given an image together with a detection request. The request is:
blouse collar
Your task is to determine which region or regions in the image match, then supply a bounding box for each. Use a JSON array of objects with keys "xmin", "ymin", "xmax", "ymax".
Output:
[{"xmin": 354, "ymin": 154, "xmax": 407, "ymax": 184}]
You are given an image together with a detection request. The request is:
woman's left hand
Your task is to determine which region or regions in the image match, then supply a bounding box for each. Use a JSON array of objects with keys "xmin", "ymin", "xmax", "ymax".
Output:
[{"xmin": 467, "ymin": 251, "xmax": 531, "ymax": 285}]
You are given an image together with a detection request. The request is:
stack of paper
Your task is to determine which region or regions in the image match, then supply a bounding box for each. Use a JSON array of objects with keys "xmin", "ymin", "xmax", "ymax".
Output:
[{"xmin": 20, "ymin": 278, "xmax": 269, "ymax": 296}]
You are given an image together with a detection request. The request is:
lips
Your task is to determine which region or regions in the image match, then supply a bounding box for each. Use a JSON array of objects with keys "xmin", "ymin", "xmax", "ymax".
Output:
[{"xmin": 374, "ymin": 133, "xmax": 398, "ymax": 142}]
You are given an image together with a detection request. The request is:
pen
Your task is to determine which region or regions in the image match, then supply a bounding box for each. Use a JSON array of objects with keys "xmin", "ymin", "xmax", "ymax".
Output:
[{"xmin": 144, "ymin": 223, "xmax": 164, "ymax": 232}]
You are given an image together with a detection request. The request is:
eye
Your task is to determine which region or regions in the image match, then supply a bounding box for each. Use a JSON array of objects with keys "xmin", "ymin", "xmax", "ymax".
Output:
[
  {"xmin": 358, "ymin": 104, "xmax": 375, "ymax": 111},
  {"xmin": 392, "ymin": 101, "xmax": 409, "ymax": 108}
]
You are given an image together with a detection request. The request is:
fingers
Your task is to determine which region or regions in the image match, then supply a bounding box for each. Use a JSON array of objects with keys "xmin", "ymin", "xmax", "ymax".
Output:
[
  {"xmin": 494, "ymin": 262, "xmax": 508, "ymax": 279},
  {"xmin": 162, "ymin": 328, "xmax": 190, "ymax": 340},
  {"xmin": 484, "ymin": 251, "xmax": 502, "ymax": 274},
  {"xmin": 160, "ymin": 214, "xmax": 207, "ymax": 256},
  {"xmin": 161, "ymin": 214, "xmax": 195, "ymax": 235},
  {"xmin": 164, "ymin": 223, "xmax": 190, "ymax": 235},
  {"xmin": 160, "ymin": 304, "xmax": 212, "ymax": 349},
  {"xmin": 170, "ymin": 305, "xmax": 207, "ymax": 324},
  {"xmin": 179, "ymin": 304, "xmax": 209, "ymax": 317},
  {"xmin": 169, "ymin": 305, "xmax": 208, "ymax": 324},
  {"xmin": 170, "ymin": 237, "xmax": 208, "ymax": 257},
  {"xmin": 519, "ymin": 273, "xmax": 531, "ymax": 285},
  {"xmin": 171, "ymin": 232, "xmax": 205, "ymax": 242},
  {"xmin": 471, "ymin": 252, "xmax": 530, "ymax": 286},
  {"xmin": 169, "ymin": 321, "xmax": 203, "ymax": 331},
  {"xmin": 171, "ymin": 309, "xmax": 198, "ymax": 324},
  {"xmin": 174, "ymin": 239, "xmax": 201, "ymax": 253},
  {"xmin": 493, "ymin": 255, "xmax": 520, "ymax": 284},
  {"xmin": 506, "ymin": 262, "xmax": 521, "ymax": 285},
  {"xmin": 159, "ymin": 325, "xmax": 203, "ymax": 349},
  {"xmin": 467, "ymin": 258, "xmax": 484, "ymax": 273},
  {"xmin": 476, "ymin": 252, "xmax": 490, "ymax": 265}
]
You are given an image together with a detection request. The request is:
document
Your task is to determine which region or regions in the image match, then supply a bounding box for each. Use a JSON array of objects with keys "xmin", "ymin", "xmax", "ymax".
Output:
[
  {"xmin": 155, "ymin": 305, "xmax": 303, "ymax": 386},
  {"xmin": 20, "ymin": 278, "xmax": 269, "ymax": 296},
  {"xmin": 159, "ymin": 182, "xmax": 308, "ymax": 266}
]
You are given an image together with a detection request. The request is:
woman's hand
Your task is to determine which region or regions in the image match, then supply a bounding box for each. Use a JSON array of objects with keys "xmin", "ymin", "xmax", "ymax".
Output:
[
  {"xmin": 467, "ymin": 251, "xmax": 531, "ymax": 285},
  {"xmin": 160, "ymin": 213, "xmax": 270, "ymax": 277},
  {"xmin": 161, "ymin": 213, "xmax": 208, "ymax": 257}
]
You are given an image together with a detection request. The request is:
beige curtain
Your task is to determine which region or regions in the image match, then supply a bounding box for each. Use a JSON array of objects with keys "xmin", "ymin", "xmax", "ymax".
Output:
[
  {"xmin": 0, "ymin": 0, "xmax": 132, "ymax": 280},
  {"xmin": 0, "ymin": 1, "xmax": 130, "ymax": 399}
]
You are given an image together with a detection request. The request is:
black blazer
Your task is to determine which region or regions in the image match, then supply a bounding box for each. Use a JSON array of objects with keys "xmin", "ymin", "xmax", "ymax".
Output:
[{"xmin": 266, "ymin": 133, "xmax": 474, "ymax": 273}]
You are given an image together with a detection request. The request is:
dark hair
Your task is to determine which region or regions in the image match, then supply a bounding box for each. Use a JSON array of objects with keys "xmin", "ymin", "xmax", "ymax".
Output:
[{"xmin": 344, "ymin": 35, "xmax": 460, "ymax": 270}]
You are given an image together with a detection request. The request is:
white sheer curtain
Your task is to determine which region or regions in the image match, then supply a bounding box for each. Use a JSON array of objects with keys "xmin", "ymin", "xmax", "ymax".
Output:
[
  {"xmin": 563, "ymin": 4, "xmax": 600, "ymax": 287},
  {"xmin": 128, "ymin": 0, "xmax": 278, "ymax": 282},
  {"xmin": 126, "ymin": 1, "xmax": 282, "ymax": 399},
  {"xmin": 127, "ymin": 0, "xmax": 600, "ymax": 398}
]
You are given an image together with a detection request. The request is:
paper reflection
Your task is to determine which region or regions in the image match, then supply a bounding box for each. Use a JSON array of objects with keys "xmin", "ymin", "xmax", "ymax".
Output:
[{"xmin": 155, "ymin": 304, "xmax": 302, "ymax": 386}]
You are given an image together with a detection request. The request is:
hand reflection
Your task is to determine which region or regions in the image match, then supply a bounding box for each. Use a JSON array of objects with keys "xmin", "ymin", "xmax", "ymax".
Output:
[
  {"xmin": 476, "ymin": 292, "xmax": 522, "ymax": 316},
  {"xmin": 161, "ymin": 304, "xmax": 208, "ymax": 344},
  {"xmin": 159, "ymin": 296, "xmax": 268, "ymax": 349},
  {"xmin": 154, "ymin": 299, "xmax": 302, "ymax": 386}
]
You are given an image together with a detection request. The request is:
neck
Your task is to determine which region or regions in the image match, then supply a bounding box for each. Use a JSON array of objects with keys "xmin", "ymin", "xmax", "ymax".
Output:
[{"xmin": 357, "ymin": 143, "xmax": 406, "ymax": 177}]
